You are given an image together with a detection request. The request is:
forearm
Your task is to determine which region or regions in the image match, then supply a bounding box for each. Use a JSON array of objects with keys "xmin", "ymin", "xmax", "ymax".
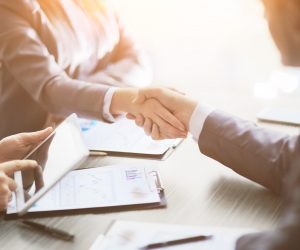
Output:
[
  {"xmin": 38, "ymin": 75, "xmax": 110, "ymax": 120},
  {"xmin": 198, "ymin": 110, "xmax": 300, "ymax": 194}
]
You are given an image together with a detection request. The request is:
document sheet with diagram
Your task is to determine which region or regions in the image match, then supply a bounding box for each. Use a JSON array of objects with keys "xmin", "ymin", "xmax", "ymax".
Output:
[
  {"xmin": 80, "ymin": 118, "xmax": 182, "ymax": 159},
  {"xmin": 7, "ymin": 165, "xmax": 163, "ymax": 215}
]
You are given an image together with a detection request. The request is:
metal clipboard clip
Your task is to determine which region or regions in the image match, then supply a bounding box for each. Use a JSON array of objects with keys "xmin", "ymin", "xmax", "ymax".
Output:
[{"xmin": 148, "ymin": 171, "xmax": 164, "ymax": 193}]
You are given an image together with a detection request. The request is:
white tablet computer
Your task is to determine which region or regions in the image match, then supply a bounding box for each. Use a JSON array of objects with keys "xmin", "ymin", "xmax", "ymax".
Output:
[{"xmin": 7, "ymin": 113, "xmax": 89, "ymax": 216}]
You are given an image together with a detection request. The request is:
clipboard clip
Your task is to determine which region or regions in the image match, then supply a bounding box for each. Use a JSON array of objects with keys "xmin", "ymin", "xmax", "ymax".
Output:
[{"xmin": 148, "ymin": 171, "xmax": 164, "ymax": 193}]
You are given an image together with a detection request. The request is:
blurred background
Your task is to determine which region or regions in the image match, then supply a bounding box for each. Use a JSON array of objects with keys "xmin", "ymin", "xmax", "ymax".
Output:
[
  {"xmin": 110, "ymin": 0, "xmax": 279, "ymax": 92},
  {"xmin": 109, "ymin": 0, "xmax": 300, "ymax": 125}
]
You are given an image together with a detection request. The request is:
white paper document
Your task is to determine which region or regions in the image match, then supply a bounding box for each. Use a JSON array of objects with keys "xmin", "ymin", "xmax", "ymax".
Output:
[
  {"xmin": 257, "ymin": 107, "xmax": 300, "ymax": 126},
  {"xmin": 80, "ymin": 118, "xmax": 182, "ymax": 156},
  {"xmin": 7, "ymin": 165, "xmax": 161, "ymax": 214},
  {"xmin": 90, "ymin": 221, "xmax": 255, "ymax": 250}
]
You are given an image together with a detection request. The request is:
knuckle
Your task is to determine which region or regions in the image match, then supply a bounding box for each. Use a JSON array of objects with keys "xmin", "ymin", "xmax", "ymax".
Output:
[{"xmin": 13, "ymin": 160, "xmax": 23, "ymax": 170}]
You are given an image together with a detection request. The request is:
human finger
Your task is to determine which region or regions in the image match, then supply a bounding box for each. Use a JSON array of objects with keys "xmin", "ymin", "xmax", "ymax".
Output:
[
  {"xmin": 144, "ymin": 118, "xmax": 153, "ymax": 136},
  {"xmin": 34, "ymin": 165, "xmax": 44, "ymax": 191},
  {"xmin": 0, "ymin": 186, "xmax": 12, "ymax": 200},
  {"xmin": 7, "ymin": 177, "xmax": 17, "ymax": 192},
  {"xmin": 151, "ymin": 124, "xmax": 171, "ymax": 140},
  {"xmin": 0, "ymin": 183, "xmax": 11, "ymax": 209},
  {"xmin": 0, "ymin": 160, "xmax": 38, "ymax": 175},
  {"xmin": 135, "ymin": 114, "xmax": 145, "ymax": 127},
  {"xmin": 19, "ymin": 127, "xmax": 53, "ymax": 147},
  {"xmin": 154, "ymin": 104, "xmax": 186, "ymax": 132},
  {"xmin": 126, "ymin": 113, "xmax": 136, "ymax": 120},
  {"xmin": 151, "ymin": 123, "xmax": 161, "ymax": 140},
  {"xmin": 0, "ymin": 197, "xmax": 9, "ymax": 211},
  {"xmin": 127, "ymin": 113, "xmax": 145, "ymax": 127},
  {"xmin": 151, "ymin": 113, "xmax": 187, "ymax": 139}
]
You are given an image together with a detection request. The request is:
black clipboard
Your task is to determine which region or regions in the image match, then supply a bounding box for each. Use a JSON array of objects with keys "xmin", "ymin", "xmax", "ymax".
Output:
[
  {"xmin": 90, "ymin": 139, "xmax": 184, "ymax": 161},
  {"xmin": 81, "ymin": 118, "xmax": 184, "ymax": 161},
  {"xmin": 4, "ymin": 170, "xmax": 166, "ymax": 220}
]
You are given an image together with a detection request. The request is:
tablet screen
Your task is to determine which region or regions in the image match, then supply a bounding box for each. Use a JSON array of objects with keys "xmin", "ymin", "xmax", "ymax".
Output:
[
  {"xmin": 22, "ymin": 132, "xmax": 55, "ymax": 202},
  {"xmin": 10, "ymin": 114, "xmax": 89, "ymax": 214}
]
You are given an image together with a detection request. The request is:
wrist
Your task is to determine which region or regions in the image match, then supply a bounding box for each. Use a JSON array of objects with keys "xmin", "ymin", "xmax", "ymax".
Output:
[
  {"xmin": 181, "ymin": 99, "xmax": 198, "ymax": 130},
  {"xmin": 189, "ymin": 102, "xmax": 214, "ymax": 139},
  {"xmin": 110, "ymin": 88, "xmax": 139, "ymax": 115}
]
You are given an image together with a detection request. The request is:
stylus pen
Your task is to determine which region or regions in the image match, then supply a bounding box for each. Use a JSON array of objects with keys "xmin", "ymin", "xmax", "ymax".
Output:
[
  {"xmin": 139, "ymin": 235, "xmax": 213, "ymax": 249},
  {"xmin": 89, "ymin": 151, "xmax": 108, "ymax": 157},
  {"xmin": 21, "ymin": 220, "xmax": 75, "ymax": 241}
]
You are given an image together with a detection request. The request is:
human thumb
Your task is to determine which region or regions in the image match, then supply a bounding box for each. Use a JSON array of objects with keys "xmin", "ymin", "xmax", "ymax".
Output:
[{"xmin": 21, "ymin": 127, "xmax": 53, "ymax": 146}]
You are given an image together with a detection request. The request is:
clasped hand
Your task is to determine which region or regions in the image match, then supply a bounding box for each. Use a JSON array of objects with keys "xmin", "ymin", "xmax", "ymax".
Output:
[
  {"xmin": 129, "ymin": 88, "xmax": 197, "ymax": 140},
  {"xmin": 111, "ymin": 87, "xmax": 197, "ymax": 140}
]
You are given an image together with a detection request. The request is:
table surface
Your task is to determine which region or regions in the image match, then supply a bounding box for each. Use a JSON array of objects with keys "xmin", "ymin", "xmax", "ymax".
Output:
[
  {"xmin": 1, "ymin": 0, "xmax": 300, "ymax": 249},
  {"xmin": 1, "ymin": 91, "xmax": 299, "ymax": 250}
]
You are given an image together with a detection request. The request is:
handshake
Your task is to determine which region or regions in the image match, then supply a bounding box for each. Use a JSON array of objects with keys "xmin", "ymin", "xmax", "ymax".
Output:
[{"xmin": 110, "ymin": 87, "xmax": 198, "ymax": 140}]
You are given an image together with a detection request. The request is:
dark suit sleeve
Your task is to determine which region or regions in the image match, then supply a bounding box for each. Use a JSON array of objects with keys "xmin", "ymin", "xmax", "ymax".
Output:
[
  {"xmin": 198, "ymin": 110, "xmax": 300, "ymax": 250},
  {"xmin": 198, "ymin": 110, "xmax": 300, "ymax": 194},
  {"xmin": 235, "ymin": 158, "xmax": 300, "ymax": 250}
]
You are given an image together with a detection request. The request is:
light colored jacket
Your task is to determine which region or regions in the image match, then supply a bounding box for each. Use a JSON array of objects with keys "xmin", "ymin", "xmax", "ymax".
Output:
[{"xmin": 0, "ymin": 0, "xmax": 151, "ymax": 138}]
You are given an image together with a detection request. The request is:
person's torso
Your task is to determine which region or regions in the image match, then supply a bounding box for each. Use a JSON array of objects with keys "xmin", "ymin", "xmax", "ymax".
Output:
[{"xmin": 0, "ymin": 0, "xmax": 120, "ymax": 138}]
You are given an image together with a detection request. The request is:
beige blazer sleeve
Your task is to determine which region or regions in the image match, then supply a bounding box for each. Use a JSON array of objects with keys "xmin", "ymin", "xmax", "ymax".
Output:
[{"xmin": 0, "ymin": 4, "xmax": 109, "ymax": 120}]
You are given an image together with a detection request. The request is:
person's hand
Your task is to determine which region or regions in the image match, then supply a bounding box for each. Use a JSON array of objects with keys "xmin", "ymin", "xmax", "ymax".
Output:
[
  {"xmin": 110, "ymin": 88, "xmax": 188, "ymax": 138},
  {"xmin": 0, "ymin": 127, "xmax": 53, "ymax": 163},
  {"xmin": 127, "ymin": 88, "xmax": 198, "ymax": 140},
  {"xmin": 0, "ymin": 160, "xmax": 38, "ymax": 211}
]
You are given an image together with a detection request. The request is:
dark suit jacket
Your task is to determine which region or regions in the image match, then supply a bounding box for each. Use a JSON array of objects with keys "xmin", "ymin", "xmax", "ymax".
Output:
[{"xmin": 198, "ymin": 110, "xmax": 300, "ymax": 250}]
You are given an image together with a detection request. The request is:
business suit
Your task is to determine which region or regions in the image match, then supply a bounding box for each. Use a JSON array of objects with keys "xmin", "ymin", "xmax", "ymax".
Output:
[
  {"xmin": 0, "ymin": 0, "xmax": 151, "ymax": 139},
  {"xmin": 198, "ymin": 110, "xmax": 300, "ymax": 249}
]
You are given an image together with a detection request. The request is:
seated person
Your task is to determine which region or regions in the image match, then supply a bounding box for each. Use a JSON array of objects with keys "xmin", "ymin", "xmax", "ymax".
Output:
[
  {"xmin": 127, "ymin": 0, "xmax": 300, "ymax": 248},
  {"xmin": 0, "ymin": 0, "xmax": 185, "ymax": 139},
  {"xmin": 0, "ymin": 128, "xmax": 52, "ymax": 211}
]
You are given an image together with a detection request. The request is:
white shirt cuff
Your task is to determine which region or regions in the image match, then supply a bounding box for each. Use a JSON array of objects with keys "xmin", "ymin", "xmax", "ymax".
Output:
[
  {"xmin": 189, "ymin": 103, "xmax": 214, "ymax": 141},
  {"xmin": 102, "ymin": 87, "xmax": 120, "ymax": 122}
]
